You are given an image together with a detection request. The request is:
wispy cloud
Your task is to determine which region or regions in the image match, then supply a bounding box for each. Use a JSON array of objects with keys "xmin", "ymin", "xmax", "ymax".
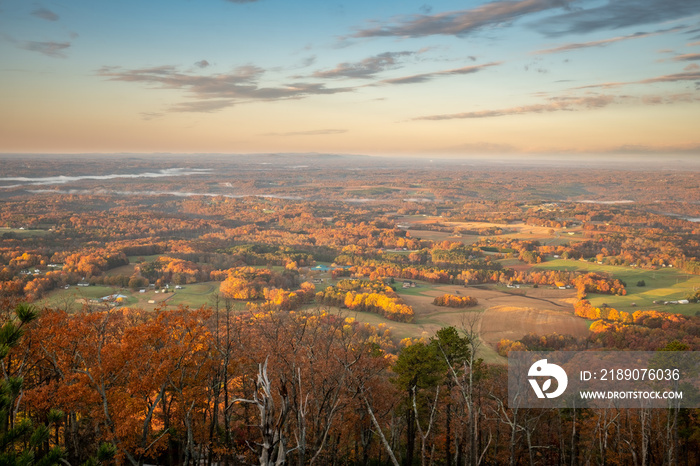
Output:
[
  {"xmin": 299, "ymin": 56, "xmax": 316, "ymax": 68},
  {"xmin": 194, "ymin": 60, "xmax": 210, "ymax": 69},
  {"xmin": 21, "ymin": 41, "xmax": 70, "ymax": 58},
  {"xmin": 533, "ymin": 0, "xmax": 699, "ymax": 37},
  {"xmin": 413, "ymin": 95, "xmax": 617, "ymax": 120},
  {"xmin": 534, "ymin": 27, "xmax": 685, "ymax": 55},
  {"xmin": 168, "ymin": 100, "xmax": 235, "ymax": 113},
  {"xmin": 574, "ymin": 69, "xmax": 700, "ymax": 90},
  {"xmin": 671, "ymin": 52, "xmax": 700, "ymax": 61},
  {"xmin": 98, "ymin": 64, "xmax": 354, "ymax": 112},
  {"xmin": 639, "ymin": 69, "xmax": 700, "ymax": 84},
  {"xmin": 640, "ymin": 92, "xmax": 698, "ymax": 104},
  {"xmin": 380, "ymin": 62, "xmax": 500, "ymax": 85},
  {"xmin": 313, "ymin": 51, "xmax": 415, "ymax": 79},
  {"xmin": 414, "ymin": 89, "xmax": 700, "ymax": 121},
  {"xmin": 140, "ymin": 112, "xmax": 164, "ymax": 120},
  {"xmin": 351, "ymin": 0, "xmax": 570, "ymax": 39},
  {"xmin": 263, "ymin": 129, "xmax": 348, "ymax": 136},
  {"xmin": 31, "ymin": 7, "xmax": 59, "ymax": 21}
]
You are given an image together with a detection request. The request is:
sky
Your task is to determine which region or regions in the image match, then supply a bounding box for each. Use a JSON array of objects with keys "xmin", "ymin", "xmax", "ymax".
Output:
[{"xmin": 1, "ymin": 0, "xmax": 699, "ymax": 158}]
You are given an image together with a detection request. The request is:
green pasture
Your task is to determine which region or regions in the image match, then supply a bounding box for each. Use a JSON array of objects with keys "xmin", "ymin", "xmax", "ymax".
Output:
[
  {"xmin": 39, "ymin": 285, "xmax": 136, "ymax": 310},
  {"xmin": 127, "ymin": 254, "xmax": 162, "ymax": 263},
  {"xmin": 534, "ymin": 259, "xmax": 700, "ymax": 315},
  {"xmin": 164, "ymin": 282, "xmax": 221, "ymax": 308},
  {"xmin": 0, "ymin": 227, "xmax": 49, "ymax": 237},
  {"xmin": 393, "ymin": 281, "xmax": 433, "ymax": 296},
  {"xmin": 348, "ymin": 187, "xmax": 399, "ymax": 196},
  {"xmin": 497, "ymin": 258, "xmax": 524, "ymax": 267}
]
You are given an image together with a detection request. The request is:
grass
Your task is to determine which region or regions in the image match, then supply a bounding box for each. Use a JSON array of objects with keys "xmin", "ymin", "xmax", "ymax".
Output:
[
  {"xmin": 164, "ymin": 282, "xmax": 220, "ymax": 308},
  {"xmin": 40, "ymin": 281, "xmax": 233, "ymax": 311},
  {"xmin": 348, "ymin": 187, "xmax": 399, "ymax": 196},
  {"xmin": 127, "ymin": 254, "xmax": 161, "ymax": 263},
  {"xmin": 39, "ymin": 285, "xmax": 132, "ymax": 310},
  {"xmin": 534, "ymin": 259, "xmax": 700, "ymax": 315},
  {"xmin": 394, "ymin": 282, "xmax": 432, "ymax": 296},
  {"xmin": 328, "ymin": 302, "xmax": 504, "ymax": 363},
  {"xmin": 497, "ymin": 258, "xmax": 525, "ymax": 267},
  {"xmin": 0, "ymin": 227, "xmax": 50, "ymax": 237}
]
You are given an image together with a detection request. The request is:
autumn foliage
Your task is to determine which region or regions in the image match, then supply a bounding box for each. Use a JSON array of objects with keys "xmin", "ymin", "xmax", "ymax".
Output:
[
  {"xmin": 432, "ymin": 294, "xmax": 478, "ymax": 308},
  {"xmin": 316, "ymin": 279, "xmax": 414, "ymax": 322}
]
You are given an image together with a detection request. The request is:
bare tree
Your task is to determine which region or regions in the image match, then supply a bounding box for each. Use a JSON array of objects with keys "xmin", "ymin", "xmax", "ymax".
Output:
[{"xmin": 232, "ymin": 358, "xmax": 290, "ymax": 466}]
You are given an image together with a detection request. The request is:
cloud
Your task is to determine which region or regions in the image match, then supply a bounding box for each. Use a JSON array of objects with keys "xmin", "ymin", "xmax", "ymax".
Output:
[
  {"xmin": 140, "ymin": 112, "xmax": 164, "ymax": 120},
  {"xmin": 21, "ymin": 41, "xmax": 70, "ymax": 58},
  {"xmin": 413, "ymin": 94, "xmax": 617, "ymax": 120},
  {"xmin": 414, "ymin": 90, "xmax": 700, "ymax": 121},
  {"xmin": 263, "ymin": 129, "xmax": 348, "ymax": 136},
  {"xmin": 98, "ymin": 64, "xmax": 354, "ymax": 112},
  {"xmin": 31, "ymin": 7, "xmax": 59, "ymax": 21},
  {"xmin": 194, "ymin": 60, "xmax": 210, "ymax": 68},
  {"xmin": 640, "ymin": 92, "xmax": 698, "ymax": 104},
  {"xmin": 574, "ymin": 69, "xmax": 700, "ymax": 90},
  {"xmin": 533, "ymin": 0, "xmax": 699, "ymax": 37},
  {"xmin": 638, "ymin": 70, "xmax": 700, "ymax": 84},
  {"xmin": 688, "ymin": 41, "xmax": 700, "ymax": 46},
  {"xmin": 313, "ymin": 51, "xmax": 414, "ymax": 79},
  {"xmin": 300, "ymin": 56, "xmax": 316, "ymax": 68},
  {"xmin": 533, "ymin": 27, "xmax": 685, "ymax": 55},
  {"xmin": 671, "ymin": 52, "xmax": 700, "ymax": 61},
  {"xmin": 381, "ymin": 61, "xmax": 500, "ymax": 85},
  {"xmin": 351, "ymin": 0, "xmax": 570, "ymax": 38},
  {"xmin": 168, "ymin": 100, "xmax": 235, "ymax": 113}
]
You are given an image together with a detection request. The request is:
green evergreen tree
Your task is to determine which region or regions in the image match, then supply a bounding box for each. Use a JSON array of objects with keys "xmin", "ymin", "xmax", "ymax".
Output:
[{"xmin": 0, "ymin": 303, "xmax": 66, "ymax": 466}]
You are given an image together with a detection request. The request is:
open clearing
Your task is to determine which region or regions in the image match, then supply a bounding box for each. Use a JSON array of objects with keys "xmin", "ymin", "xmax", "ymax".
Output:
[
  {"xmin": 296, "ymin": 280, "xmax": 585, "ymax": 364},
  {"xmin": 37, "ymin": 253, "xmax": 696, "ymax": 363},
  {"xmin": 399, "ymin": 217, "xmax": 586, "ymax": 247},
  {"xmin": 377, "ymin": 283, "xmax": 585, "ymax": 363},
  {"xmin": 534, "ymin": 259, "xmax": 700, "ymax": 315},
  {"xmin": 39, "ymin": 281, "xmax": 224, "ymax": 312},
  {"xmin": 0, "ymin": 227, "xmax": 49, "ymax": 237}
]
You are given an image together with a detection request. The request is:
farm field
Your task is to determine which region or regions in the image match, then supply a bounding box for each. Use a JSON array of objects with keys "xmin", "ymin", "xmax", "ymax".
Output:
[
  {"xmin": 163, "ymin": 282, "xmax": 225, "ymax": 309},
  {"xmin": 403, "ymin": 219, "xmax": 586, "ymax": 246},
  {"xmin": 386, "ymin": 282, "xmax": 582, "ymax": 362},
  {"xmin": 38, "ymin": 281, "xmax": 224, "ymax": 312},
  {"xmin": 0, "ymin": 227, "xmax": 49, "ymax": 237},
  {"xmin": 38, "ymin": 285, "xmax": 135, "ymax": 311},
  {"xmin": 534, "ymin": 259, "xmax": 700, "ymax": 315},
  {"xmin": 35, "ymin": 252, "xmax": 697, "ymax": 363}
]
